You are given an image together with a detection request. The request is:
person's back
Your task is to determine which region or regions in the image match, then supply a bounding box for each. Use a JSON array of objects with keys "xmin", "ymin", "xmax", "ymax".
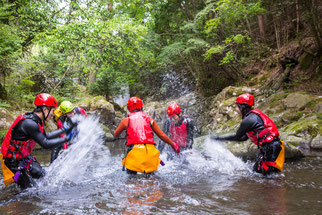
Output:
[{"xmin": 114, "ymin": 97, "xmax": 180, "ymax": 175}]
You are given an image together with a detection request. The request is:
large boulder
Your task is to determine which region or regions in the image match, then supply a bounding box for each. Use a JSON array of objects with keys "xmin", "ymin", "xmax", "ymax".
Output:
[
  {"xmin": 283, "ymin": 93, "xmax": 313, "ymax": 110},
  {"xmin": 79, "ymin": 96, "xmax": 119, "ymax": 136},
  {"xmin": 280, "ymin": 114, "xmax": 322, "ymax": 150}
]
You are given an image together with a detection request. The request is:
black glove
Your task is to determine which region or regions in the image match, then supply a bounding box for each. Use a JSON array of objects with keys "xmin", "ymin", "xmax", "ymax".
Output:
[{"xmin": 62, "ymin": 120, "xmax": 76, "ymax": 133}]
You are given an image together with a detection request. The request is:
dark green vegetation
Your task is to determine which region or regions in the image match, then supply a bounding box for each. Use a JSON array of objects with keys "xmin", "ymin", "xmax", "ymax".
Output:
[{"xmin": 0, "ymin": 0, "xmax": 321, "ymax": 106}]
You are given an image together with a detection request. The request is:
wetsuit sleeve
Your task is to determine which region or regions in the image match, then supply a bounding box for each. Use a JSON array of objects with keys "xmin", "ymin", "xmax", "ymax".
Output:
[
  {"xmin": 114, "ymin": 118, "xmax": 128, "ymax": 138},
  {"xmin": 46, "ymin": 128, "xmax": 66, "ymax": 139},
  {"xmin": 151, "ymin": 119, "xmax": 175, "ymax": 147},
  {"xmin": 215, "ymin": 114, "xmax": 259, "ymax": 142},
  {"xmin": 21, "ymin": 120, "xmax": 68, "ymax": 149},
  {"xmin": 186, "ymin": 118, "xmax": 194, "ymax": 149},
  {"xmin": 158, "ymin": 119, "xmax": 171, "ymax": 153}
]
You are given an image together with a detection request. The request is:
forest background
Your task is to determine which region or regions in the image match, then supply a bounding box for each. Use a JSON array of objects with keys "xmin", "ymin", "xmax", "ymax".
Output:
[{"xmin": 0, "ymin": 0, "xmax": 321, "ymax": 109}]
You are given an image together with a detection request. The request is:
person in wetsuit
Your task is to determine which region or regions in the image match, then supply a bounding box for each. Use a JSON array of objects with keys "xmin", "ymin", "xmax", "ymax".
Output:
[
  {"xmin": 50, "ymin": 101, "xmax": 87, "ymax": 163},
  {"xmin": 0, "ymin": 93, "xmax": 76, "ymax": 189},
  {"xmin": 211, "ymin": 93, "xmax": 285, "ymax": 175},
  {"xmin": 158, "ymin": 103, "xmax": 194, "ymax": 159},
  {"xmin": 114, "ymin": 97, "xmax": 180, "ymax": 174}
]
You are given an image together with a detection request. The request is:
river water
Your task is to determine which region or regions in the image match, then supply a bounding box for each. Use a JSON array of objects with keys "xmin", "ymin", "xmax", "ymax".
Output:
[{"xmin": 0, "ymin": 116, "xmax": 321, "ymax": 214}]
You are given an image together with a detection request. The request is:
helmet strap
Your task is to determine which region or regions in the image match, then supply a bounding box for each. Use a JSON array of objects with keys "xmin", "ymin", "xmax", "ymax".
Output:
[{"xmin": 40, "ymin": 106, "xmax": 47, "ymax": 126}]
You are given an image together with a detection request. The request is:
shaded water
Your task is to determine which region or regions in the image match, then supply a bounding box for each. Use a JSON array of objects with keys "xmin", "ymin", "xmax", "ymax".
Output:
[{"xmin": 0, "ymin": 117, "xmax": 321, "ymax": 214}]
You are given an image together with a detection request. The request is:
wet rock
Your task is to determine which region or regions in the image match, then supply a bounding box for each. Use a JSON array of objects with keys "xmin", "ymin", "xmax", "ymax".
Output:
[
  {"xmin": 226, "ymin": 140, "xmax": 303, "ymax": 161},
  {"xmin": 283, "ymin": 93, "xmax": 312, "ymax": 110},
  {"xmin": 78, "ymin": 96, "xmax": 117, "ymax": 135},
  {"xmin": 315, "ymin": 102, "xmax": 322, "ymax": 113},
  {"xmin": 310, "ymin": 134, "xmax": 322, "ymax": 149}
]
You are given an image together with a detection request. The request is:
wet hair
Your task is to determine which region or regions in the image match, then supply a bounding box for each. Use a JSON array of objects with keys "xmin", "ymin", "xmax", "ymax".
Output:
[
  {"xmin": 236, "ymin": 103, "xmax": 252, "ymax": 118},
  {"xmin": 33, "ymin": 106, "xmax": 46, "ymax": 113}
]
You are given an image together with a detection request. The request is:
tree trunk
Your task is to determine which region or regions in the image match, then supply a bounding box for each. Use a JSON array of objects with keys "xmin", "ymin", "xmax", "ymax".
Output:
[
  {"xmin": 245, "ymin": 16, "xmax": 253, "ymax": 39},
  {"xmin": 0, "ymin": 83, "xmax": 7, "ymax": 99},
  {"xmin": 257, "ymin": 14, "xmax": 266, "ymax": 42},
  {"xmin": 273, "ymin": 16, "xmax": 281, "ymax": 52},
  {"xmin": 296, "ymin": 0, "xmax": 300, "ymax": 34}
]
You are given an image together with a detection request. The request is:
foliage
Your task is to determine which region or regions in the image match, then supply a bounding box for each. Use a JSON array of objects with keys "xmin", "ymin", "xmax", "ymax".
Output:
[
  {"xmin": 0, "ymin": 99, "xmax": 11, "ymax": 108},
  {"xmin": 0, "ymin": 0, "xmax": 321, "ymax": 105}
]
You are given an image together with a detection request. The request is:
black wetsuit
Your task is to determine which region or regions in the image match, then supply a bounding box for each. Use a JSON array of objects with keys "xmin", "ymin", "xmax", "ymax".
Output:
[
  {"xmin": 214, "ymin": 111, "xmax": 282, "ymax": 175},
  {"xmin": 50, "ymin": 107, "xmax": 84, "ymax": 163},
  {"xmin": 158, "ymin": 116, "xmax": 194, "ymax": 156},
  {"xmin": 5, "ymin": 112, "xmax": 68, "ymax": 189}
]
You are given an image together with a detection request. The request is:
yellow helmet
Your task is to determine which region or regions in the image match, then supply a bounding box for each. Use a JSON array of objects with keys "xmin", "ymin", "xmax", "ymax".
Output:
[
  {"xmin": 53, "ymin": 108, "xmax": 63, "ymax": 122},
  {"xmin": 59, "ymin": 101, "xmax": 75, "ymax": 114}
]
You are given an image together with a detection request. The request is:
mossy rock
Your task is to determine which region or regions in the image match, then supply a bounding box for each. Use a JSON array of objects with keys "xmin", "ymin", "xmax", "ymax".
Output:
[
  {"xmin": 281, "ymin": 115, "xmax": 322, "ymax": 138},
  {"xmin": 299, "ymin": 52, "xmax": 314, "ymax": 70},
  {"xmin": 282, "ymin": 92, "xmax": 313, "ymax": 110},
  {"xmin": 280, "ymin": 110, "xmax": 304, "ymax": 124}
]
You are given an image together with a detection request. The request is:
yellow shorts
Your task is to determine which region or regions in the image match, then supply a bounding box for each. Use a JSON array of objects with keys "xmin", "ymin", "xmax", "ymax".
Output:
[
  {"xmin": 122, "ymin": 144, "xmax": 161, "ymax": 173},
  {"xmin": 274, "ymin": 140, "xmax": 285, "ymax": 172},
  {"xmin": 0, "ymin": 153, "xmax": 15, "ymax": 186}
]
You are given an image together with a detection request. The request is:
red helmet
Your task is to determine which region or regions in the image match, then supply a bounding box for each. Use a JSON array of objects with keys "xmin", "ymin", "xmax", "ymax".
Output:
[
  {"xmin": 167, "ymin": 103, "xmax": 181, "ymax": 117},
  {"xmin": 127, "ymin": 97, "xmax": 143, "ymax": 112},
  {"xmin": 235, "ymin": 93, "xmax": 254, "ymax": 106},
  {"xmin": 34, "ymin": 93, "xmax": 58, "ymax": 107}
]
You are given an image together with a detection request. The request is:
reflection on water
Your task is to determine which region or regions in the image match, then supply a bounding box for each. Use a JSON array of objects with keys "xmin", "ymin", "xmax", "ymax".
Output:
[{"xmin": 0, "ymin": 117, "xmax": 321, "ymax": 214}]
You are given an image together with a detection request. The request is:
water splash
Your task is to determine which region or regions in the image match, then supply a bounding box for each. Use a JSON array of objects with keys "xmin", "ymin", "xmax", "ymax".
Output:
[
  {"xmin": 160, "ymin": 71, "xmax": 192, "ymax": 98},
  {"xmin": 38, "ymin": 115, "xmax": 109, "ymax": 189},
  {"xmin": 198, "ymin": 138, "xmax": 251, "ymax": 174}
]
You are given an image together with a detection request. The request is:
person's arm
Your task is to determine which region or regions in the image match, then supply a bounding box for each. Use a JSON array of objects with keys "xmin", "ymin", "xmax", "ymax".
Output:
[
  {"xmin": 46, "ymin": 128, "xmax": 66, "ymax": 139},
  {"xmin": 186, "ymin": 118, "xmax": 194, "ymax": 149},
  {"xmin": 157, "ymin": 119, "xmax": 170, "ymax": 153},
  {"xmin": 212, "ymin": 114, "xmax": 258, "ymax": 142},
  {"xmin": 114, "ymin": 118, "xmax": 128, "ymax": 138},
  {"xmin": 21, "ymin": 120, "xmax": 68, "ymax": 149}
]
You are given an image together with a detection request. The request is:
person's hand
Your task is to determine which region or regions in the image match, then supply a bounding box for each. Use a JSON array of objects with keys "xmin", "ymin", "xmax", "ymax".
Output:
[
  {"xmin": 67, "ymin": 129, "xmax": 77, "ymax": 141},
  {"xmin": 172, "ymin": 142, "xmax": 180, "ymax": 153},
  {"xmin": 62, "ymin": 117, "xmax": 79, "ymax": 133}
]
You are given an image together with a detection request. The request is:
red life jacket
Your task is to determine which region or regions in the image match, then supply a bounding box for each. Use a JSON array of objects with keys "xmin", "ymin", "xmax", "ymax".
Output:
[
  {"xmin": 246, "ymin": 109, "xmax": 279, "ymax": 146},
  {"xmin": 1, "ymin": 113, "xmax": 44, "ymax": 159},
  {"xmin": 170, "ymin": 119, "xmax": 188, "ymax": 147},
  {"xmin": 126, "ymin": 111, "xmax": 155, "ymax": 146}
]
